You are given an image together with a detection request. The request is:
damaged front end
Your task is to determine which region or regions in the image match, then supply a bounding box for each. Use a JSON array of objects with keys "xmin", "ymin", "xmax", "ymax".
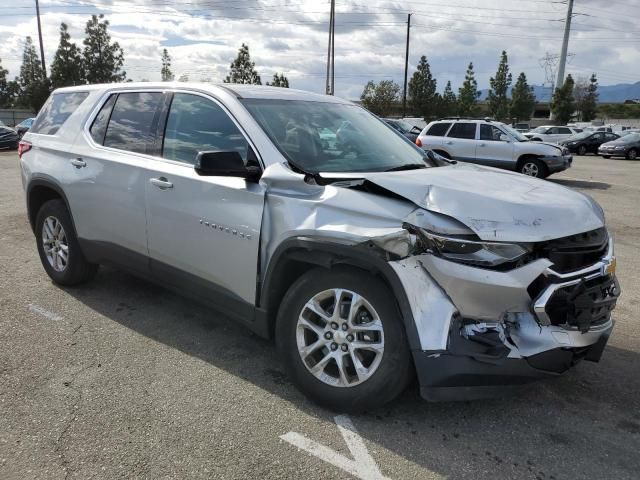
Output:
[{"xmin": 384, "ymin": 223, "xmax": 620, "ymax": 401}]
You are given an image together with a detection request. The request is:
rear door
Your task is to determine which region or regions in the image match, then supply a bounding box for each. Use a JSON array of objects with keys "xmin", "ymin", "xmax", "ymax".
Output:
[
  {"xmin": 67, "ymin": 90, "xmax": 165, "ymax": 272},
  {"xmin": 144, "ymin": 91, "xmax": 265, "ymax": 316},
  {"xmin": 419, "ymin": 122, "xmax": 451, "ymax": 149},
  {"xmin": 475, "ymin": 124, "xmax": 515, "ymax": 168},
  {"xmin": 444, "ymin": 122, "xmax": 478, "ymax": 161}
]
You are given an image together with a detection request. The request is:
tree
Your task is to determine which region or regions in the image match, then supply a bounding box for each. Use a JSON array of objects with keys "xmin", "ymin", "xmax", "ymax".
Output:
[
  {"xmin": 487, "ymin": 51, "xmax": 512, "ymax": 121},
  {"xmin": 551, "ymin": 74, "xmax": 576, "ymax": 124},
  {"xmin": 17, "ymin": 37, "xmax": 50, "ymax": 112},
  {"xmin": 83, "ymin": 14, "xmax": 126, "ymax": 84},
  {"xmin": 0, "ymin": 57, "xmax": 12, "ymax": 107},
  {"xmin": 457, "ymin": 62, "xmax": 479, "ymax": 116},
  {"xmin": 224, "ymin": 43, "xmax": 261, "ymax": 85},
  {"xmin": 267, "ymin": 73, "xmax": 289, "ymax": 87},
  {"xmin": 50, "ymin": 23, "xmax": 84, "ymax": 88},
  {"xmin": 510, "ymin": 72, "xmax": 536, "ymax": 121},
  {"xmin": 161, "ymin": 48, "xmax": 173, "ymax": 81},
  {"xmin": 360, "ymin": 80, "xmax": 400, "ymax": 116},
  {"xmin": 576, "ymin": 73, "xmax": 598, "ymax": 121},
  {"xmin": 408, "ymin": 55, "xmax": 437, "ymax": 118},
  {"xmin": 439, "ymin": 81, "xmax": 457, "ymax": 117}
]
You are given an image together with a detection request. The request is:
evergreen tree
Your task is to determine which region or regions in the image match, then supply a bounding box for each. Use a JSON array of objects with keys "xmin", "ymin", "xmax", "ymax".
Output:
[
  {"xmin": 50, "ymin": 23, "xmax": 84, "ymax": 88},
  {"xmin": 487, "ymin": 51, "xmax": 512, "ymax": 121},
  {"xmin": 17, "ymin": 37, "xmax": 50, "ymax": 111},
  {"xmin": 551, "ymin": 74, "xmax": 576, "ymax": 124},
  {"xmin": 267, "ymin": 73, "xmax": 289, "ymax": 87},
  {"xmin": 439, "ymin": 80, "xmax": 457, "ymax": 117},
  {"xmin": 161, "ymin": 48, "xmax": 173, "ymax": 81},
  {"xmin": 408, "ymin": 55, "xmax": 437, "ymax": 118},
  {"xmin": 579, "ymin": 73, "xmax": 598, "ymax": 122},
  {"xmin": 457, "ymin": 62, "xmax": 479, "ymax": 116},
  {"xmin": 224, "ymin": 44, "xmax": 261, "ymax": 85},
  {"xmin": 0, "ymin": 57, "xmax": 12, "ymax": 108},
  {"xmin": 83, "ymin": 14, "xmax": 126, "ymax": 84},
  {"xmin": 360, "ymin": 80, "xmax": 400, "ymax": 116},
  {"xmin": 510, "ymin": 72, "xmax": 536, "ymax": 121}
]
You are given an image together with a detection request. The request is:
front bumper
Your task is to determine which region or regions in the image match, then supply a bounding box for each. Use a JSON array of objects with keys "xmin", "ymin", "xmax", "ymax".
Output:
[
  {"xmin": 541, "ymin": 153, "xmax": 573, "ymax": 173},
  {"xmin": 389, "ymin": 237, "xmax": 619, "ymax": 401},
  {"xmin": 599, "ymin": 147, "xmax": 626, "ymax": 156}
]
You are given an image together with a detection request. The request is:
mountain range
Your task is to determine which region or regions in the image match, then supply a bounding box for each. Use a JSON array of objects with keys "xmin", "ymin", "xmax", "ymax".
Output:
[{"xmin": 478, "ymin": 82, "xmax": 640, "ymax": 103}]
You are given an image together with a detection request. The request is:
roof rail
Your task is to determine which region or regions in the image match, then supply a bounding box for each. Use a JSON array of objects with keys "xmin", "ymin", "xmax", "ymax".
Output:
[{"xmin": 437, "ymin": 116, "xmax": 492, "ymax": 121}]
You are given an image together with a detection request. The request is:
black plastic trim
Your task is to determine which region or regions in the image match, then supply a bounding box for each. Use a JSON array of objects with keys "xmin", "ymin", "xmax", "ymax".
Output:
[{"xmin": 26, "ymin": 176, "xmax": 76, "ymax": 234}]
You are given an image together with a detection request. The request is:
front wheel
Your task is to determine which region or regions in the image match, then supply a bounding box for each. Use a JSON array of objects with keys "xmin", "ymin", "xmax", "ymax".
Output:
[
  {"xmin": 578, "ymin": 145, "xmax": 587, "ymax": 156},
  {"xmin": 520, "ymin": 159, "xmax": 548, "ymax": 179},
  {"xmin": 276, "ymin": 267, "xmax": 412, "ymax": 412},
  {"xmin": 627, "ymin": 149, "xmax": 638, "ymax": 160}
]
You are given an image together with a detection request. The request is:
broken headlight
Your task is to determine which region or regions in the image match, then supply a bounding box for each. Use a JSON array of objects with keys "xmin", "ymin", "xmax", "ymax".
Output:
[{"xmin": 414, "ymin": 229, "xmax": 531, "ymax": 268}]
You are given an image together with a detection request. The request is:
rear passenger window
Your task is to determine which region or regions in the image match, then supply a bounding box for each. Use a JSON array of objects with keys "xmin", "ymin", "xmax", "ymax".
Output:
[
  {"xmin": 447, "ymin": 123, "xmax": 476, "ymax": 139},
  {"xmin": 426, "ymin": 122, "xmax": 451, "ymax": 136},
  {"xmin": 162, "ymin": 93, "xmax": 249, "ymax": 165},
  {"xmin": 89, "ymin": 94, "xmax": 117, "ymax": 144},
  {"xmin": 104, "ymin": 92, "xmax": 164, "ymax": 154},
  {"xmin": 30, "ymin": 92, "xmax": 89, "ymax": 135}
]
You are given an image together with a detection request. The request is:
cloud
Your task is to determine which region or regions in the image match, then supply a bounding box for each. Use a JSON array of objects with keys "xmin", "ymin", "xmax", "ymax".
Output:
[{"xmin": 0, "ymin": 0, "xmax": 638, "ymax": 99}]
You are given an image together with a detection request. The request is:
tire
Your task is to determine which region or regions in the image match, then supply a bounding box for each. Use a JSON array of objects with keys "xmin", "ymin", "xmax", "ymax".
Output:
[
  {"xmin": 35, "ymin": 199, "xmax": 98, "ymax": 285},
  {"xmin": 578, "ymin": 145, "xmax": 587, "ymax": 156},
  {"xmin": 276, "ymin": 267, "xmax": 412, "ymax": 412},
  {"xmin": 626, "ymin": 149, "xmax": 638, "ymax": 160},
  {"xmin": 530, "ymin": 137, "xmax": 542, "ymax": 142},
  {"xmin": 520, "ymin": 158, "xmax": 548, "ymax": 179},
  {"xmin": 602, "ymin": 155, "xmax": 611, "ymax": 159}
]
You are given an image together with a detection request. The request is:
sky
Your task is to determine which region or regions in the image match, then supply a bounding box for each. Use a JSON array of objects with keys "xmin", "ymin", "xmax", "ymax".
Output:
[{"xmin": 1, "ymin": 0, "xmax": 639, "ymax": 100}]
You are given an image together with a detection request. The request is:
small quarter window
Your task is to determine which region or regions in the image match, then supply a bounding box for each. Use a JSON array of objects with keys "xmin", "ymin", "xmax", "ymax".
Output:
[
  {"xmin": 30, "ymin": 92, "xmax": 89, "ymax": 135},
  {"xmin": 89, "ymin": 94, "xmax": 117, "ymax": 145}
]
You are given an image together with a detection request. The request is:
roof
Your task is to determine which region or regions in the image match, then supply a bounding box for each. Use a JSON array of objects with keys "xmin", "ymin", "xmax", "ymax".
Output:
[{"xmin": 51, "ymin": 82, "xmax": 352, "ymax": 104}]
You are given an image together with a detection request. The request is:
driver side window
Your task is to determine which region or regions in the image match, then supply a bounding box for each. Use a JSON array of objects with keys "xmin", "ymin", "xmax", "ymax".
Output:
[
  {"xmin": 480, "ymin": 124, "xmax": 505, "ymax": 141},
  {"xmin": 162, "ymin": 93, "xmax": 249, "ymax": 165}
]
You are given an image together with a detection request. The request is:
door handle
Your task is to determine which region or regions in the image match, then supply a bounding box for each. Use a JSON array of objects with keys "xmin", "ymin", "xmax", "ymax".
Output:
[
  {"xmin": 70, "ymin": 158, "xmax": 86, "ymax": 168},
  {"xmin": 479, "ymin": 143, "xmax": 486, "ymax": 147},
  {"xmin": 150, "ymin": 177, "xmax": 173, "ymax": 189},
  {"xmin": 445, "ymin": 141, "xmax": 454, "ymax": 145}
]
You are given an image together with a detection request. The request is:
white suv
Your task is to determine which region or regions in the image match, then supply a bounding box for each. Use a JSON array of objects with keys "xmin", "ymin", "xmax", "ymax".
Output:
[
  {"xmin": 524, "ymin": 125, "xmax": 581, "ymax": 143},
  {"xmin": 416, "ymin": 119, "xmax": 572, "ymax": 178},
  {"xmin": 19, "ymin": 84, "xmax": 618, "ymax": 410}
]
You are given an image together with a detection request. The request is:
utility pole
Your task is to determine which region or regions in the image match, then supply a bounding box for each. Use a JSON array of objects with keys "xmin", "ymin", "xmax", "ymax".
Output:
[
  {"xmin": 402, "ymin": 13, "xmax": 412, "ymax": 117},
  {"xmin": 555, "ymin": 0, "xmax": 574, "ymax": 96},
  {"xmin": 325, "ymin": 0, "xmax": 335, "ymax": 95},
  {"xmin": 35, "ymin": 0, "xmax": 47, "ymax": 77}
]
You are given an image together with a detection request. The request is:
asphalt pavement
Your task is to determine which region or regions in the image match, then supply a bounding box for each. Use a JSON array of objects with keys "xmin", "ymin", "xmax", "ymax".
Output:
[{"xmin": 1, "ymin": 151, "xmax": 639, "ymax": 479}]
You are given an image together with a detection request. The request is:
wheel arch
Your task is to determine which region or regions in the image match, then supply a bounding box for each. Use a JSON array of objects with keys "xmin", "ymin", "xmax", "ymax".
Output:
[
  {"xmin": 516, "ymin": 154, "xmax": 547, "ymax": 173},
  {"xmin": 26, "ymin": 178, "xmax": 76, "ymax": 236},
  {"xmin": 257, "ymin": 237, "xmax": 422, "ymax": 351}
]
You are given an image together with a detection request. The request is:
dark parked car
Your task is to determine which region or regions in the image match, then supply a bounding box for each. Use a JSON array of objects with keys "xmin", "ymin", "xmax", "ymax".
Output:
[
  {"xmin": 559, "ymin": 131, "xmax": 619, "ymax": 155},
  {"xmin": 0, "ymin": 126, "xmax": 19, "ymax": 150},
  {"xmin": 599, "ymin": 132, "xmax": 640, "ymax": 160},
  {"xmin": 384, "ymin": 118, "xmax": 422, "ymax": 142},
  {"xmin": 15, "ymin": 117, "xmax": 35, "ymax": 139}
]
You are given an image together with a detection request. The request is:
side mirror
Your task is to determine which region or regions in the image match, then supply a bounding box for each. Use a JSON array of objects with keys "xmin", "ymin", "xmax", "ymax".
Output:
[
  {"xmin": 499, "ymin": 134, "xmax": 510, "ymax": 142},
  {"xmin": 194, "ymin": 151, "xmax": 261, "ymax": 181}
]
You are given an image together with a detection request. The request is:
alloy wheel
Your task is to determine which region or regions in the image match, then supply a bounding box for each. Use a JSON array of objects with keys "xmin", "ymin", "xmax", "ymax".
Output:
[
  {"xmin": 296, "ymin": 288, "xmax": 384, "ymax": 387},
  {"xmin": 629, "ymin": 149, "xmax": 637, "ymax": 160},
  {"xmin": 42, "ymin": 216, "xmax": 69, "ymax": 272},
  {"xmin": 522, "ymin": 162, "xmax": 540, "ymax": 177}
]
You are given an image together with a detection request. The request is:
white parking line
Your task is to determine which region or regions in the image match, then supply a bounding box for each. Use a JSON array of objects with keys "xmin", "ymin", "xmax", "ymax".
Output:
[
  {"xmin": 280, "ymin": 415, "xmax": 390, "ymax": 480},
  {"xmin": 28, "ymin": 303, "xmax": 63, "ymax": 322}
]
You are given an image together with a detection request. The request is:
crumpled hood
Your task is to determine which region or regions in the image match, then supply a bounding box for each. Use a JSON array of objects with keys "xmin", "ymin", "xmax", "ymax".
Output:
[{"xmin": 356, "ymin": 164, "xmax": 604, "ymax": 242}]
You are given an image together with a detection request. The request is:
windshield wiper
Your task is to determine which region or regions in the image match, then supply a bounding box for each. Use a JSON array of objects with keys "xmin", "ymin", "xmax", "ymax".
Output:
[{"xmin": 384, "ymin": 163, "xmax": 427, "ymax": 172}]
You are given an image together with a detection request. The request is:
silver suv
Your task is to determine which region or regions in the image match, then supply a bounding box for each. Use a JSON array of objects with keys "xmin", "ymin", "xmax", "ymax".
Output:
[
  {"xmin": 417, "ymin": 118, "xmax": 573, "ymax": 178},
  {"xmin": 20, "ymin": 84, "xmax": 619, "ymax": 411}
]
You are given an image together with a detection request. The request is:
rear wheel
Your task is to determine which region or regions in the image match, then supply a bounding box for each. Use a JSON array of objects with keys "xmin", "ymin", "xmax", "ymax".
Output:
[
  {"xmin": 520, "ymin": 158, "xmax": 547, "ymax": 179},
  {"xmin": 276, "ymin": 267, "xmax": 412, "ymax": 412},
  {"xmin": 35, "ymin": 199, "xmax": 98, "ymax": 285},
  {"xmin": 627, "ymin": 148, "xmax": 638, "ymax": 160},
  {"xmin": 578, "ymin": 145, "xmax": 587, "ymax": 156}
]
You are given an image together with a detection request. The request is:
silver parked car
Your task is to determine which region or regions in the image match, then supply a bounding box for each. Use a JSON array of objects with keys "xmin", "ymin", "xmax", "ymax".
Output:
[{"xmin": 20, "ymin": 83, "xmax": 620, "ymax": 411}]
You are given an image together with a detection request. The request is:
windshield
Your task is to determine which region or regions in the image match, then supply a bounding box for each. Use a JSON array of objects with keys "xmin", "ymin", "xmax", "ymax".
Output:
[
  {"xmin": 501, "ymin": 124, "xmax": 528, "ymax": 142},
  {"xmin": 241, "ymin": 99, "xmax": 432, "ymax": 173},
  {"xmin": 618, "ymin": 133, "xmax": 640, "ymax": 143},
  {"xmin": 566, "ymin": 131, "xmax": 592, "ymax": 141},
  {"xmin": 530, "ymin": 126, "xmax": 549, "ymax": 133}
]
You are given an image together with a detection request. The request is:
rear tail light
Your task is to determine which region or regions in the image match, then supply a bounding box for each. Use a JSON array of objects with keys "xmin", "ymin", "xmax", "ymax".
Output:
[
  {"xmin": 18, "ymin": 141, "xmax": 32, "ymax": 159},
  {"xmin": 415, "ymin": 137, "xmax": 422, "ymax": 147}
]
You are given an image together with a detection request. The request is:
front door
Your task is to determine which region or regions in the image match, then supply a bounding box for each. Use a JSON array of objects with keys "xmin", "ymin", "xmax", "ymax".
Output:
[
  {"xmin": 475, "ymin": 123, "xmax": 515, "ymax": 168},
  {"xmin": 144, "ymin": 92, "xmax": 265, "ymax": 317}
]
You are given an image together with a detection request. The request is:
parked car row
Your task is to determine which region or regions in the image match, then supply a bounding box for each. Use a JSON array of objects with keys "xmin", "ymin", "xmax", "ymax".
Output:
[{"xmin": 0, "ymin": 117, "xmax": 35, "ymax": 150}]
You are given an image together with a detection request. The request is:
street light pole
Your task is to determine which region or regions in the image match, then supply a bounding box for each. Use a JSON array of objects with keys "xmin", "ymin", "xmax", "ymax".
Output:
[
  {"xmin": 325, "ymin": 0, "xmax": 335, "ymax": 95},
  {"xmin": 402, "ymin": 13, "xmax": 412, "ymax": 117}
]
